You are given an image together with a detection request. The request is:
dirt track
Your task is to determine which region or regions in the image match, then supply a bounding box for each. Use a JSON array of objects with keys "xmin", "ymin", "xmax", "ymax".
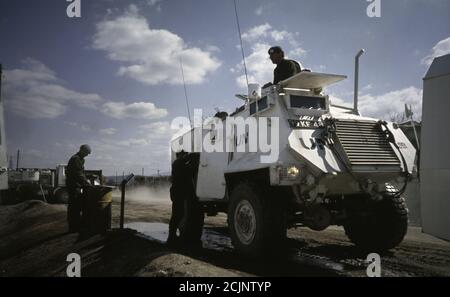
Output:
[
  {"xmin": 112, "ymin": 196, "xmax": 450, "ymax": 277},
  {"xmin": 0, "ymin": 188, "xmax": 449, "ymax": 277}
]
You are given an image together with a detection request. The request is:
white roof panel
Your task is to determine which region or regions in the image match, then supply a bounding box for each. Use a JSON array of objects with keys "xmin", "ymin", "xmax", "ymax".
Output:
[{"xmin": 280, "ymin": 71, "xmax": 347, "ymax": 89}]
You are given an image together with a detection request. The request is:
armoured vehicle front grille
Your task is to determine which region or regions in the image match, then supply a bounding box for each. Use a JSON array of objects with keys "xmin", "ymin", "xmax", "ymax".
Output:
[{"xmin": 334, "ymin": 119, "xmax": 401, "ymax": 171}]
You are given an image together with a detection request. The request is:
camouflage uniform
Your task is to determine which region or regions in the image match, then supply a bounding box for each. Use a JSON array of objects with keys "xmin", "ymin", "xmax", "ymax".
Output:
[
  {"xmin": 66, "ymin": 153, "xmax": 90, "ymax": 232},
  {"xmin": 168, "ymin": 154, "xmax": 194, "ymax": 243}
]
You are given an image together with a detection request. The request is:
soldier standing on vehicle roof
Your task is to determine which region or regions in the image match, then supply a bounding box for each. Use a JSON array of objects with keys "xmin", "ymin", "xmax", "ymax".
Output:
[
  {"xmin": 267, "ymin": 46, "xmax": 304, "ymax": 86},
  {"xmin": 167, "ymin": 150, "xmax": 193, "ymax": 245},
  {"xmin": 66, "ymin": 144, "xmax": 92, "ymax": 233}
]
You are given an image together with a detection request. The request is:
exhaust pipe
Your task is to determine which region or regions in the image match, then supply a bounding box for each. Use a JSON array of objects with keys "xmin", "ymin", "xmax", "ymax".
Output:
[{"xmin": 354, "ymin": 49, "xmax": 365, "ymax": 114}]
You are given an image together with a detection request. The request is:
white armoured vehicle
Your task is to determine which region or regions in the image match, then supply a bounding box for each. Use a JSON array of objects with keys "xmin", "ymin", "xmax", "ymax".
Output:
[{"xmin": 171, "ymin": 70, "xmax": 416, "ymax": 254}]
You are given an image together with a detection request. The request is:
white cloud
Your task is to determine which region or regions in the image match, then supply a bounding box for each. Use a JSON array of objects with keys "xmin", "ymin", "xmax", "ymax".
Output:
[
  {"xmin": 116, "ymin": 138, "xmax": 149, "ymax": 147},
  {"xmin": 422, "ymin": 37, "xmax": 450, "ymax": 66},
  {"xmin": 288, "ymin": 48, "xmax": 307, "ymax": 60},
  {"xmin": 113, "ymin": 121, "xmax": 173, "ymax": 148},
  {"xmin": 53, "ymin": 122, "xmax": 174, "ymax": 173},
  {"xmin": 4, "ymin": 58, "xmax": 168, "ymax": 121},
  {"xmin": 99, "ymin": 128, "xmax": 117, "ymax": 135},
  {"xmin": 235, "ymin": 43, "xmax": 274, "ymax": 88},
  {"xmin": 241, "ymin": 23, "xmax": 300, "ymax": 47},
  {"xmin": 139, "ymin": 121, "xmax": 172, "ymax": 136},
  {"xmin": 358, "ymin": 87, "xmax": 423, "ymax": 121},
  {"xmin": 81, "ymin": 121, "xmax": 174, "ymax": 174},
  {"xmin": 330, "ymin": 87, "xmax": 423, "ymax": 121},
  {"xmin": 93, "ymin": 5, "xmax": 221, "ymax": 85},
  {"xmin": 241, "ymin": 23, "xmax": 272, "ymax": 42},
  {"xmin": 101, "ymin": 101, "xmax": 168, "ymax": 120},
  {"xmin": 255, "ymin": 6, "xmax": 264, "ymax": 16},
  {"xmin": 234, "ymin": 23, "xmax": 306, "ymax": 88},
  {"xmin": 4, "ymin": 58, "xmax": 103, "ymax": 119}
]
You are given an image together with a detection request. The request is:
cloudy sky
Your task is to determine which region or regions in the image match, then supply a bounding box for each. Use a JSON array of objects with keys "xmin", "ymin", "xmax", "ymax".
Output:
[{"xmin": 0, "ymin": 0, "xmax": 449, "ymax": 175}]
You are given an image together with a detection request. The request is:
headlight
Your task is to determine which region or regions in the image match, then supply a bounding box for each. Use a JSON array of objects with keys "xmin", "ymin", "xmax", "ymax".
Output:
[{"xmin": 287, "ymin": 166, "xmax": 300, "ymax": 178}]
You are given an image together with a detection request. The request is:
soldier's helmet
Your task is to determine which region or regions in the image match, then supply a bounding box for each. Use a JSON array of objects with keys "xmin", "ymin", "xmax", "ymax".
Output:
[
  {"xmin": 176, "ymin": 150, "xmax": 187, "ymax": 158},
  {"xmin": 268, "ymin": 46, "xmax": 284, "ymax": 56},
  {"xmin": 80, "ymin": 144, "xmax": 92, "ymax": 154}
]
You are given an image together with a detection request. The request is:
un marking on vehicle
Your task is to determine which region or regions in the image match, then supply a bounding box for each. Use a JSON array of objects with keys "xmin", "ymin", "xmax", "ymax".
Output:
[{"xmin": 288, "ymin": 116, "xmax": 324, "ymax": 129}]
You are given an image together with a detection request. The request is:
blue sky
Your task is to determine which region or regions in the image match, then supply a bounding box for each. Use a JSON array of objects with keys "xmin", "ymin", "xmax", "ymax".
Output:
[{"xmin": 0, "ymin": 0, "xmax": 449, "ymax": 175}]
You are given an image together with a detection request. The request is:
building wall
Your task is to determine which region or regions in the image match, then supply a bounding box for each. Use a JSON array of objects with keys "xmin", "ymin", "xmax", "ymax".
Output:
[
  {"xmin": 420, "ymin": 73, "xmax": 450, "ymax": 241},
  {"xmin": 0, "ymin": 81, "xmax": 9, "ymax": 193}
]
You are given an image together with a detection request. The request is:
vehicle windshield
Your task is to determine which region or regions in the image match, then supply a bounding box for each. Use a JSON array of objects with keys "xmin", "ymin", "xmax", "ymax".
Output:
[{"xmin": 290, "ymin": 95, "xmax": 326, "ymax": 110}]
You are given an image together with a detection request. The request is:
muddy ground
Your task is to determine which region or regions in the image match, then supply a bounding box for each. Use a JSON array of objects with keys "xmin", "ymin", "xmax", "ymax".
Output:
[{"xmin": 0, "ymin": 187, "xmax": 449, "ymax": 277}]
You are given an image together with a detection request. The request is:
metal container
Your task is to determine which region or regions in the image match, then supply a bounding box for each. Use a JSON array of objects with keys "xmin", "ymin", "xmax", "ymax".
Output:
[{"xmin": 82, "ymin": 185, "xmax": 114, "ymax": 236}]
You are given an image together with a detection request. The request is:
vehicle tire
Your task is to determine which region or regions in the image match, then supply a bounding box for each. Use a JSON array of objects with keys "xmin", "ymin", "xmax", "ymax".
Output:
[
  {"xmin": 228, "ymin": 183, "xmax": 287, "ymax": 256},
  {"xmin": 344, "ymin": 194, "xmax": 408, "ymax": 251},
  {"xmin": 178, "ymin": 196, "xmax": 204, "ymax": 245},
  {"xmin": 53, "ymin": 188, "xmax": 69, "ymax": 204}
]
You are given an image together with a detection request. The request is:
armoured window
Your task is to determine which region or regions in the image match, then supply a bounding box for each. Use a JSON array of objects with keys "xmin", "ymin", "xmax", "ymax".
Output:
[
  {"xmin": 290, "ymin": 95, "xmax": 326, "ymax": 110},
  {"xmin": 250, "ymin": 102, "xmax": 256, "ymax": 115},
  {"xmin": 249, "ymin": 96, "xmax": 268, "ymax": 115},
  {"xmin": 258, "ymin": 96, "xmax": 268, "ymax": 110}
]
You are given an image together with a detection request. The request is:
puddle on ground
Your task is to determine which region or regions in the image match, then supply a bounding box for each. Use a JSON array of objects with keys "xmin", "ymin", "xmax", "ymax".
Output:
[
  {"xmin": 291, "ymin": 252, "xmax": 346, "ymax": 272},
  {"xmin": 125, "ymin": 222, "xmax": 233, "ymax": 251},
  {"xmin": 201, "ymin": 229, "xmax": 234, "ymax": 251},
  {"xmin": 125, "ymin": 222, "xmax": 169, "ymax": 243},
  {"xmin": 125, "ymin": 222, "xmax": 356, "ymax": 275}
]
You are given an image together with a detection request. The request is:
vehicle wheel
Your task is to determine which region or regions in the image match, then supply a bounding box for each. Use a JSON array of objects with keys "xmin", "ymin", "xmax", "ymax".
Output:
[
  {"xmin": 228, "ymin": 183, "xmax": 287, "ymax": 256},
  {"xmin": 344, "ymin": 194, "xmax": 408, "ymax": 251},
  {"xmin": 178, "ymin": 196, "xmax": 204, "ymax": 245},
  {"xmin": 53, "ymin": 188, "xmax": 69, "ymax": 204}
]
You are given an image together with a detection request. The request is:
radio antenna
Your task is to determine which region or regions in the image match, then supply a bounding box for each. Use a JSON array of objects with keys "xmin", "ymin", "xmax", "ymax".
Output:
[
  {"xmin": 179, "ymin": 57, "xmax": 192, "ymax": 126},
  {"xmin": 233, "ymin": 0, "xmax": 249, "ymax": 89}
]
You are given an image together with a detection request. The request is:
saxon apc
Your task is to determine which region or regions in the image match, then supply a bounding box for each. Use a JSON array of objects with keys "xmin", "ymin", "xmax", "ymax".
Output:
[{"xmin": 171, "ymin": 69, "xmax": 415, "ymax": 255}]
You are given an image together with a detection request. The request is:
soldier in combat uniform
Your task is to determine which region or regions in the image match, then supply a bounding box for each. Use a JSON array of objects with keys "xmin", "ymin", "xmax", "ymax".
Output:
[
  {"xmin": 167, "ymin": 150, "xmax": 194, "ymax": 245},
  {"xmin": 267, "ymin": 46, "xmax": 303, "ymax": 86},
  {"xmin": 66, "ymin": 144, "xmax": 92, "ymax": 233}
]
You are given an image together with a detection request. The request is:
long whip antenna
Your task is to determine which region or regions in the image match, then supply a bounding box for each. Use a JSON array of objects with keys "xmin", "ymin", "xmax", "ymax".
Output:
[
  {"xmin": 233, "ymin": 0, "xmax": 249, "ymax": 89},
  {"xmin": 179, "ymin": 57, "xmax": 192, "ymax": 126}
]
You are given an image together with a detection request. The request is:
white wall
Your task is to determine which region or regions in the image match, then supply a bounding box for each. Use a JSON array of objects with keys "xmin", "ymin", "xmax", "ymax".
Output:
[{"xmin": 421, "ymin": 68, "xmax": 450, "ymax": 241}]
